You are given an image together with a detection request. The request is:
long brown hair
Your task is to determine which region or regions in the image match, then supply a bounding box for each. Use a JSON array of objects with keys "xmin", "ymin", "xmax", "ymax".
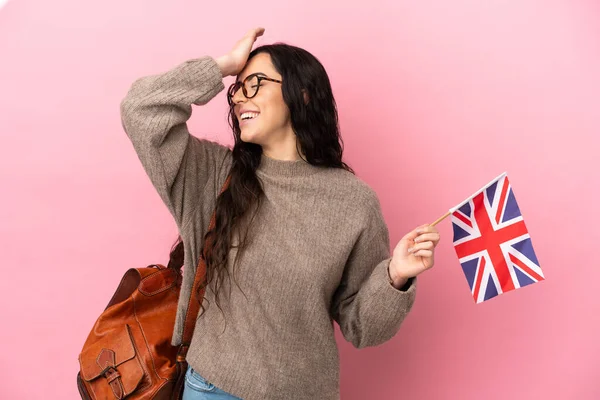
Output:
[{"xmin": 168, "ymin": 43, "xmax": 355, "ymax": 329}]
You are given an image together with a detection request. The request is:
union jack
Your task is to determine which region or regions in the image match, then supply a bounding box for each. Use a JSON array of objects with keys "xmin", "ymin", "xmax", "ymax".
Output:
[{"xmin": 451, "ymin": 173, "xmax": 544, "ymax": 303}]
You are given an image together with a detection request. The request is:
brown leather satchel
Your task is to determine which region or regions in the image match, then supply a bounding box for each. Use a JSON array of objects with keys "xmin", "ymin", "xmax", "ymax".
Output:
[{"xmin": 77, "ymin": 175, "xmax": 231, "ymax": 399}]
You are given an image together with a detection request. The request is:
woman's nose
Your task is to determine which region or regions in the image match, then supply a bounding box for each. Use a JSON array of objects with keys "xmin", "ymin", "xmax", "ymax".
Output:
[{"xmin": 232, "ymin": 87, "xmax": 248, "ymax": 104}]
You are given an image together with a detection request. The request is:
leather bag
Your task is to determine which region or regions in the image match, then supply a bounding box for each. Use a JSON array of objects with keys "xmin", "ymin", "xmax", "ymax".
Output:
[{"xmin": 76, "ymin": 175, "xmax": 231, "ymax": 399}]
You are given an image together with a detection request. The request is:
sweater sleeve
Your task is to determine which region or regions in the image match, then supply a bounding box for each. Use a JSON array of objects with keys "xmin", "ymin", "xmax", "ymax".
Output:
[
  {"xmin": 330, "ymin": 193, "xmax": 417, "ymax": 349},
  {"xmin": 120, "ymin": 56, "xmax": 232, "ymax": 231}
]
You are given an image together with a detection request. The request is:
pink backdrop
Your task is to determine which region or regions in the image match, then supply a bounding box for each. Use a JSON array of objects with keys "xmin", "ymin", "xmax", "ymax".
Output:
[{"xmin": 1, "ymin": 0, "xmax": 598, "ymax": 398}]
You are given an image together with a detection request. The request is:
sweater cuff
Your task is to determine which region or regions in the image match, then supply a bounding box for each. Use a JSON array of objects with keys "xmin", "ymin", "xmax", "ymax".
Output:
[
  {"xmin": 181, "ymin": 56, "xmax": 226, "ymax": 106},
  {"xmin": 376, "ymin": 258, "xmax": 417, "ymax": 302}
]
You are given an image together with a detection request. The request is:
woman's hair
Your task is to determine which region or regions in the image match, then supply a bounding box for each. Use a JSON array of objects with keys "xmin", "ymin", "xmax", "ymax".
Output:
[{"xmin": 168, "ymin": 43, "xmax": 355, "ymax": 328}]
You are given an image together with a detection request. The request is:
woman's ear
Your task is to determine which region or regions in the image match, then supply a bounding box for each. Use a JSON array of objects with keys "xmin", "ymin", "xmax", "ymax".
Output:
[{"xmin": 302, "ymin": 89, "xmax": 309, "ymax": 105}]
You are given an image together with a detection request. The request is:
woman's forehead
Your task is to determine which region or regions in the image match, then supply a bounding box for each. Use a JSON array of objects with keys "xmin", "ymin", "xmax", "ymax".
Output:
[{"xmin": 237, "ymin": 53, "xmax": 278, "ymax": 82}]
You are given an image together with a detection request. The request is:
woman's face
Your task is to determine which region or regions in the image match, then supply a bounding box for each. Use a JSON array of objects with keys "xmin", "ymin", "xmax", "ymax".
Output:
[{"xmin": 232, "ymin": 53, "xmax": 292, "ymax": 146}]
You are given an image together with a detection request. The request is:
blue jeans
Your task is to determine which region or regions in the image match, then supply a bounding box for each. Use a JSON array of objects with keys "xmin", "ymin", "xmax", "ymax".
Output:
[{"xmin": 182, "ymin": 364, "xmax": 242, "ymax": 400}]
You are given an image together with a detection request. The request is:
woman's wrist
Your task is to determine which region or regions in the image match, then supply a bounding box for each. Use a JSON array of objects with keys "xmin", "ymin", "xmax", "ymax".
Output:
[
  {"xmin": 215, "ymin": 55, "xmax": 235, "ymax": 77},
  {"xmin": 387, "ymin": 263, "xmax": 409, "ymax": 289}
]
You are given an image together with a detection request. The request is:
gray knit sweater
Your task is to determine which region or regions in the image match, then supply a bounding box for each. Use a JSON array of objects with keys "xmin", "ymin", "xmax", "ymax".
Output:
[{"xmin": 120, "ymin": 55, "xmax": 417, "ymax": 400}]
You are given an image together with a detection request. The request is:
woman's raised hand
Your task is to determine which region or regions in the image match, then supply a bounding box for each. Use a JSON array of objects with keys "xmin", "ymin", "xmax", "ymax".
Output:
[{"xmin": 216, "ymin": 27, "xmax": 265, "ymax": 77}]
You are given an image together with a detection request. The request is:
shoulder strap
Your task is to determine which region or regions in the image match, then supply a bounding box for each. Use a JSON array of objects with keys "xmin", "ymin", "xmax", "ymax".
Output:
[{"xmin": 180, "ymin": 173, "xmax": 232, "ymax": 351}]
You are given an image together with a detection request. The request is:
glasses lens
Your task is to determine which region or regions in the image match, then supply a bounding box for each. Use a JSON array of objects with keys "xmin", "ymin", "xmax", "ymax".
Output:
[{"xmin": 244, "ymin": 75, "xmax": 260, "ymax": 98}]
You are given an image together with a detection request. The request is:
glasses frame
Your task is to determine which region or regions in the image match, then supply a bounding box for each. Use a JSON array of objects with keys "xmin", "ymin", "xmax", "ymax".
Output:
[{"xmin": 227, "ymin": 73, "xmax": 282, "ymax": 106}]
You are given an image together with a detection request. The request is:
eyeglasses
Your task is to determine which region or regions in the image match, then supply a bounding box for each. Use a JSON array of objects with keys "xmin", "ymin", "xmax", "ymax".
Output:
[{"xmin": 227, "ymin": 73, "xmax": 282, "ymax": 106}]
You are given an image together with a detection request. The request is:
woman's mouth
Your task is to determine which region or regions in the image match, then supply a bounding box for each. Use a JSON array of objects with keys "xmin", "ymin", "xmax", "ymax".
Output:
[{"xmin": 240, "ymin": 112, "xmax": 260, "ymax": 126}]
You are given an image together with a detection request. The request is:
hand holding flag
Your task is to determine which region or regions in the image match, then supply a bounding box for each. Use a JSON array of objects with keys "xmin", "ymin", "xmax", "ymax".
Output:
[
  {"xmin": 389, "ymin": 172, "xmax": 544, "ymax": 302},
  {"xmin": 389, "ymin": 224, "xmax": 441, "ymax": 288}
]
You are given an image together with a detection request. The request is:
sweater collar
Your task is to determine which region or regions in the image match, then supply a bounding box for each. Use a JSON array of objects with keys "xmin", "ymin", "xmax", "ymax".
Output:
[{"xmin": 257, "ymin": 153, "xmax": 322, "ymax": 177}]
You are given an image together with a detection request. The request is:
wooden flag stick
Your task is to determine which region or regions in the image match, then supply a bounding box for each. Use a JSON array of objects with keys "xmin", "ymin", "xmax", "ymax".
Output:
[
  {"xmin": 428, "ymin": 172, "xmax": 508, "ymax": 227},
  {"xmin": 430, "ymin": 210, "xmax": 451, "ymax": 227}
]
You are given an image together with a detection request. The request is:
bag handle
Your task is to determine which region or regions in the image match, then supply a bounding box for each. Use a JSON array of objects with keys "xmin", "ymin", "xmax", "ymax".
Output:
[{"xmin": 178, "ymin": 173, "xmax": 232, "ymax": 356}]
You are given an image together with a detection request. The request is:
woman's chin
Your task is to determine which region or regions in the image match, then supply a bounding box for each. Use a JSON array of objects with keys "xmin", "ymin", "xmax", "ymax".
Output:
[{"xmin": 240, "ymin": 128, "xmax": 261, "ymax": 144}]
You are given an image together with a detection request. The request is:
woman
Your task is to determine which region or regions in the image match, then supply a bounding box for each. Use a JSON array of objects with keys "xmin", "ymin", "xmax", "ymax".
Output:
[{"xmin": 120, "ymin": 27, "xmax": 440, "ymax": 400}]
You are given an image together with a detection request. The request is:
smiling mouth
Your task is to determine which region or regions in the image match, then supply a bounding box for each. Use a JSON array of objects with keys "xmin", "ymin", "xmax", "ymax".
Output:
[
  {"xmin": 240, "ymin": 110, "xmax": 260, "ymax": 119},
  {"xmin": 240, "ymin": 113, "xmax": 260, "ymax": 125}
]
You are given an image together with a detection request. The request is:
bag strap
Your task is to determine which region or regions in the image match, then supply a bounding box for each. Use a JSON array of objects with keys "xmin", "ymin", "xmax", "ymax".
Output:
[{"xmin": 179, "ymin": 173, "xmax": 232, "ymax": 356}]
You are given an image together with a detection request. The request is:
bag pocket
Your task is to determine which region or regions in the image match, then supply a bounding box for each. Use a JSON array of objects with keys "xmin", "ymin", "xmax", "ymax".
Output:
[
  {"xmin": 185, "ymin": 367, "xmax": 216, "ymax": 392},
  {"xmin": 78, "ymin": 324, "xmax": 145, "ymax": 398}
]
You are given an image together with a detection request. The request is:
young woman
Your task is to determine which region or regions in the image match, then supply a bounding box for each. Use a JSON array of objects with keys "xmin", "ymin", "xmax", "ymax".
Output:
[{"xmin": 120, "ymin": 27, "xmax": 440, "ymax": 400}]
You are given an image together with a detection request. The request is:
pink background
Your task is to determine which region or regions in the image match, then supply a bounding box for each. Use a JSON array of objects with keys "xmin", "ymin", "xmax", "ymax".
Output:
[{"xmin": 1, "ymin": 0, "xmax": 599, "ymax": 398}]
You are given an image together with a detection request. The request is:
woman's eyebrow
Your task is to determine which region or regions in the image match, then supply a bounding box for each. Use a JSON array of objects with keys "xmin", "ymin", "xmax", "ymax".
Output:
[{"xmin": 236, "ymin": 72, "xmax": 268, "ymax": 84}]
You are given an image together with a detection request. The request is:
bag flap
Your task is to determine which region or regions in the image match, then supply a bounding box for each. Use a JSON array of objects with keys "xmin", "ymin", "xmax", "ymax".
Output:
[
  {"xmin": 139, "ymin": 267, "xmax": 179, "ymax": 296},
  {"xmin": 79, "ymin": 324, "xmax": 139, "ymax": 382}
]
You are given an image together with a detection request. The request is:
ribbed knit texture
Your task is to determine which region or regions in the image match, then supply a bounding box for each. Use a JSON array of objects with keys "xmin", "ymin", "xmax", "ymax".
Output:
[{"xmin": 120, "ymin": 56, "xmax": 417, "ymax": 400}]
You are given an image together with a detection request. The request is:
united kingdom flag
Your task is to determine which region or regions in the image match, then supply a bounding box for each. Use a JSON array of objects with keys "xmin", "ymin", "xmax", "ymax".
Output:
[{"xmin": 451, "ymin": 173, "xmax": 544, "ymax": 303}]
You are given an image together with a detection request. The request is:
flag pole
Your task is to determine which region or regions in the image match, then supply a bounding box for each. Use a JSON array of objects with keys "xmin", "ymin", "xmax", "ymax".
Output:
[
  {"xmin": 429, "ymin": 171, "xmax": 508, "ymax": 227},
  {"xmin": 430, "ymin": 210, "xmax": 450, "ymax": 226}
]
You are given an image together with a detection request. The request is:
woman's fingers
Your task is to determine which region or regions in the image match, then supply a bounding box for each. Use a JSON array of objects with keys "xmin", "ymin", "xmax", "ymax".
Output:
[
  {"xmin": 400, "ymin": 224, "xmax": 428, "ymax": 242},
  {"xmin": 228, "ymin": 27, "xmax": 266, "ymax": 75},
  {"xmin": 407, "ymin": 240, "xmax": 434, "ymax": 253},
  {"xmin": 244, "ymin": 27, "xmax": 264, "ymax": 37},
  {"xmin": 249, "ymin": 27, "xmax": 265, "ymax": 38},
  {"xmin": 398, "ymin": 224, "xmax": 441, "ymax": 257},
  {"xmin": 412, "ymin": 249, "xmax": 434, "ymax": 258},
  {"xmin": 414, "ymin": 232, "xmax": 440, "ymax": 244},
  {"xmin": 414, "ymin": 224, "xmax": 440, "ymax": 246}
]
